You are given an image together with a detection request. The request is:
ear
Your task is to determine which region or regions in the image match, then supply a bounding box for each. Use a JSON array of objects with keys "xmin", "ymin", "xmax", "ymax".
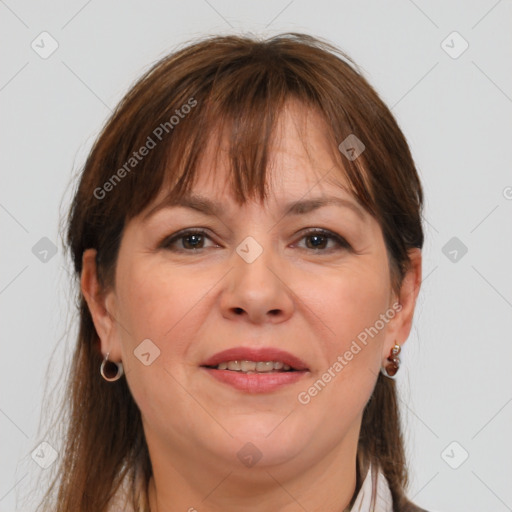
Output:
[
  {"xmin": 81, "ymin": 249, "xmax": 123, "ymax": 362},
  {"xmin": 382, "ymin": 248, "xmax": 422, "ymax": 360}
]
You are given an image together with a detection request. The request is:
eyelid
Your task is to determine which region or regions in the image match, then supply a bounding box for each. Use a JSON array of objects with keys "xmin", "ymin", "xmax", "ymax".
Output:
[
  {"xmin": 158, "ymin": 228, "xmax": 219, "ymax": 250},
  {"xmin": 292, "ymin": 228, "xmax": 352, "ymax": 251}
]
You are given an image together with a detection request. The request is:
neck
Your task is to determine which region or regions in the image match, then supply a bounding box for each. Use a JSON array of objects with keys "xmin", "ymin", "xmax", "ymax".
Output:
[{"xmin": 146, "ymin": 428, "xmax": 360, "ymax": 512}]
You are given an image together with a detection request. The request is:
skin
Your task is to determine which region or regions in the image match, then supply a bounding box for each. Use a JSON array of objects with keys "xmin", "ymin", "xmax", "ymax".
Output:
[{"xmin": 82, "ymin": 99, "xmax": 421, "ymax": 512}]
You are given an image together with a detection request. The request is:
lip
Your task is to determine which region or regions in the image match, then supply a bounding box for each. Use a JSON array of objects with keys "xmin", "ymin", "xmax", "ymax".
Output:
[
  {"xmin": 201, "ymin": 367, "xmax": 308, "ymax": 393},
  {"xmin": 200, "ymin": 346, "xmax": 310, "ymax": 394},
  {"xmin": 200, "ymin": 347, "xmax": 309, "ymax": 371}
]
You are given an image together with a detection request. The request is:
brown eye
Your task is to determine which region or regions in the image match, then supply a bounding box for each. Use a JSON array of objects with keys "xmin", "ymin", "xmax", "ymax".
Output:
[
  {"xmin": 180, "ymin": 233, "xmax": 205, "ymax": 250},
  {"xmin": 160, "ymin": 229, "xmax": 216, "ymax": 251},
  {"xmin": 296, "ymin": 229, "xmax": 351, "ymax": 252}
]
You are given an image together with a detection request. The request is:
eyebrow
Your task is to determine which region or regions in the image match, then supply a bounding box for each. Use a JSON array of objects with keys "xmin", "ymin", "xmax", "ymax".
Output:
[{"xmin": 142, "ymin": 193, "xmax": 367, "ymax": 222}]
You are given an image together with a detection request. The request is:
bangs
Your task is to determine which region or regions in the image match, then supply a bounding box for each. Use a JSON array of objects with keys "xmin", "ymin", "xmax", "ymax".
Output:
[{"xmin": 109, "ymin": 35, "xmax": 377, "ymax": 225}]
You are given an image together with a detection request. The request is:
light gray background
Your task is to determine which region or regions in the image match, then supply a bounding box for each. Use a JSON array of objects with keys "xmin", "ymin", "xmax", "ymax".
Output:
[{"xmin": 1, "ymin": 1, "xmax": 511, "ymax": 511}]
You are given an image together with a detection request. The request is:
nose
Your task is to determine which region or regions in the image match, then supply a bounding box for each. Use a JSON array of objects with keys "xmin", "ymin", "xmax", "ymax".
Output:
[{"xmin": 220, "ymin": 237, "xmax": 295, "ymax": 325}]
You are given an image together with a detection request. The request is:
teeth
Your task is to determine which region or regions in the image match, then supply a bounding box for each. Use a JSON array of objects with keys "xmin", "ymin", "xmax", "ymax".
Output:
[
  {"xmin": 241, "ymin": 360, "xmax": 256, "ymax": 372},
  {"xmin": 256, "ymin": 361, "xmax": 274, "ymax": 372},
  {"xmin": 214, "ymin": 360, "xmax": 294, "ymax": 372}
]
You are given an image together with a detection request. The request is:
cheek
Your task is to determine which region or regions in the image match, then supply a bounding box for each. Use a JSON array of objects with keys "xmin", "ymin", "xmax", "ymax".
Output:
[
  {"xmin": 114, "ymin": 260, "xmax": 206, "ymax": 425},
  {"xmin": 297, "ymin": 270, "xmax": 388, "ymax": 423},
  {"xmin": 303, "ymin": 259, "xmax": 390, "ymax": 412},
  {"xmin": 310, "ymin": 260, "xmax": 391, "ymax": 344},
  {"xmin": 114, "ymin": 257, "xmax": 223, "ymax": 404},
  {"xmin": 116, "ymin": 258, "xmax": 205, "ymax": 344}
]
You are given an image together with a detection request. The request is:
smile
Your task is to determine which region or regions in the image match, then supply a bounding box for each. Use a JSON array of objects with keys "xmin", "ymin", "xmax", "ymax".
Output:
[{"xmin": 208, "ymin": 360, "xmax": 294, "ymax": 373}]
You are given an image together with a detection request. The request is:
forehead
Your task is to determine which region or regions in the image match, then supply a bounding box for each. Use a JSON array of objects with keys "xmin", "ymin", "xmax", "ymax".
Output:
[{"xmin": 157, "ymin": 99, "xmax": 353, "ymax": 209}]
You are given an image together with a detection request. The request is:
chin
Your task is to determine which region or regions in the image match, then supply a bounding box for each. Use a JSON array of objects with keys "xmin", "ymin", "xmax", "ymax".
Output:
[{"xmin": 219, "ymin": 417, "xmax": 309, "ymax": 468}]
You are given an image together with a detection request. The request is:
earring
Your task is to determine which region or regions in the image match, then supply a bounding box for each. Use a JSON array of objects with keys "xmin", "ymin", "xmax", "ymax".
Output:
[
  {"xmin": 380, "ymin": 343, "xmax": 401, "ymax": 378},
  {"xmin": 100, "ymin": 352, "xmax": 124, "ymax": 382}
]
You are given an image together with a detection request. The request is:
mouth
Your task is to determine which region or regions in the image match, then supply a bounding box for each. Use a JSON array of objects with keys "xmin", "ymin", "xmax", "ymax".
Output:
[
  {"xmin": 200, "ymin": 347, "xmax": 310, "ymax": 393},
  {"xmin": 203, "ymin": 360, "xmax": 297, "ymax": 373},
  {"xmin": 200, "ymin": 346, "xmax": 309, "ymax": 372}
]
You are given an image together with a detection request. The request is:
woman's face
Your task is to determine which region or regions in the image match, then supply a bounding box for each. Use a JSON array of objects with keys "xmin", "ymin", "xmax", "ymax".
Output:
[{"xmin": 84, "ymin": 100, "xmax": 418, "ymax": 479}]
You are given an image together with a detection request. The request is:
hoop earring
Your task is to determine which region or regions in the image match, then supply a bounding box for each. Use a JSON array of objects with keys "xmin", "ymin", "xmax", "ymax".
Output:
[
  {"xmin": 100, "ymin": 352, "xmax": 124, "ymax": 382},
  {"xmin": 380, "ymin": 343, "xmax": 401, "ymax": 378}
]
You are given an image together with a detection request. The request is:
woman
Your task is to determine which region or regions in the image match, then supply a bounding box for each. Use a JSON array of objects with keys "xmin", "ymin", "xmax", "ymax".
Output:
[{"xmin": 39, "ymin": 33, "xmax": 426, "ymax": 511}]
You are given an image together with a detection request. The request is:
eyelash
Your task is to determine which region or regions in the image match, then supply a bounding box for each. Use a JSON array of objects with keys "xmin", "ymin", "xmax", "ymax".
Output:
[{"xmin": 159, "ymin": 228, "xmax": 351, "ymax": 254}]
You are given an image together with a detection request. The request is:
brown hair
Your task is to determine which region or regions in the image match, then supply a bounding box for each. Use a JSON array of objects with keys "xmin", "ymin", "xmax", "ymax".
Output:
[{"xmin": 38, "ymin": 32, "xmax": 424, "ymax": 511}]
